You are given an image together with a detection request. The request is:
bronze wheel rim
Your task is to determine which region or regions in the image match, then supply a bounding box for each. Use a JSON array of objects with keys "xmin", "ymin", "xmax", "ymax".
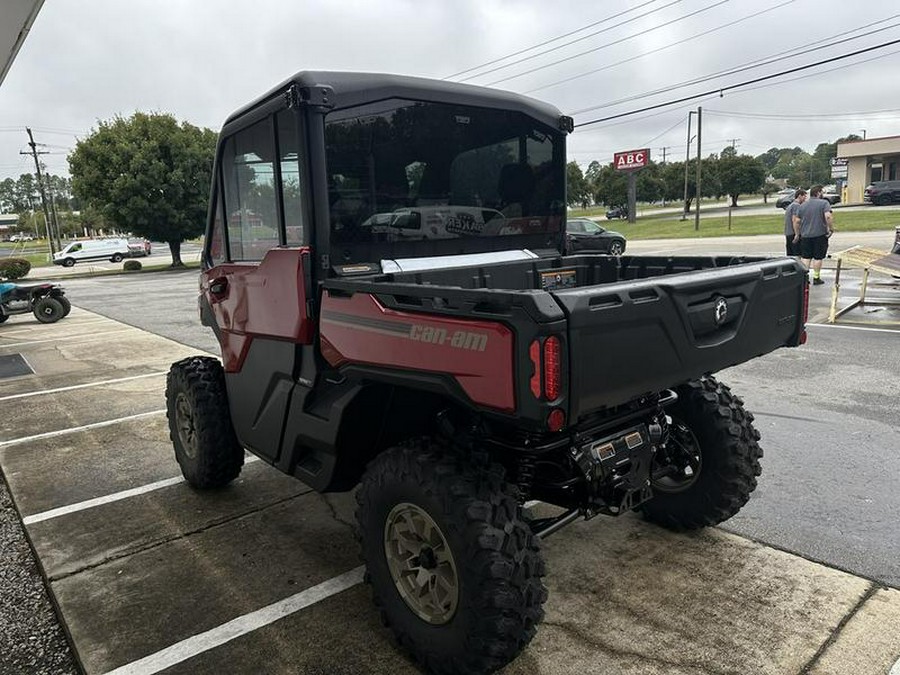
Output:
[
  {"xmin": 383, "ymin": 502, "xmax": 459, "ymax": 625},
  {"xmin": 174, "ymin": 392, "xmax": 197, "ymax": 459}
]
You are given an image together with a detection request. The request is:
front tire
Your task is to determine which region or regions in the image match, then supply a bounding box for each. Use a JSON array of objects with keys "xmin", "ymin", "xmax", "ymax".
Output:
[
  {"xmin": 642, "ymin": 376, "xmax": 762, "ymax": 530},
  {"xmin": 608, "ymin": 239, "xmax": 625, "ymax": 255},
  {"xmin": 356, "ymin": 440, "xmax": 546, "ymax": 675},
  {"xmin": 62, "ymin": 257, "xmax": 75, "ymax": 267},
  {"xmin": 165, "ymin": 356, "xmax": 243, "ymax": 488},
  {"xmin": 33, "ymin": 297, "xmax": 64, "ymax": 323}
]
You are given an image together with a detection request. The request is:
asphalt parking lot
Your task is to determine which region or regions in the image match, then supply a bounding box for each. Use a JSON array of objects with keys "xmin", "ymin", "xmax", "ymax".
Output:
[{"xmin": 2, "ymin": 243, "xmax": 899, "ymax": 674}]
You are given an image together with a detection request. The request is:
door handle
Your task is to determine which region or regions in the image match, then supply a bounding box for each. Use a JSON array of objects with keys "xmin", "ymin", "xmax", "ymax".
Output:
[{"xmin": 209, "ymin": 276, "xmax": 228, "ymax": 296}]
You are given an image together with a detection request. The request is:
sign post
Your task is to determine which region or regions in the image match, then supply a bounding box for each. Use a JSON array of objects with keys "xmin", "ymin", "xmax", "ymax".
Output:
[{"xmin": 613, "ymin": 148, "xmax": 650, "ymax": 224}]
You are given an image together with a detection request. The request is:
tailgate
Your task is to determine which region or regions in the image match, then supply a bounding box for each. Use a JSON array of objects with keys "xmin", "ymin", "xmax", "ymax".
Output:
[{"xmin": 552, "ymin": 258, "xmax": 806, "ymax": 420}]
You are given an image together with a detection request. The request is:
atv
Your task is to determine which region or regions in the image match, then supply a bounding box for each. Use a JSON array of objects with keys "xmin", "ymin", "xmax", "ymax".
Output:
[{"xmin": 0, "ymin": 282, "xmax": 71, "ymax": 324}]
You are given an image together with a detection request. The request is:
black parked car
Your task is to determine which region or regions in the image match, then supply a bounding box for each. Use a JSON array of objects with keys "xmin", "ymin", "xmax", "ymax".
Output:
[
  {"xmin": 605, "ymin": 205, "xmax": 627, "ymax": 219},
  {"xmin": 565, "ymin": 218, "xmax": 627, "ymax": 255},
  {"xmin": 864, "ymin": 180, "xmax": 900, "ymax": 205}
]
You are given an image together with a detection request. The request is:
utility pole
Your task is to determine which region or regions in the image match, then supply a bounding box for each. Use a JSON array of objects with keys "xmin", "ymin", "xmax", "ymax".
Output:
[
  {"xmin": 729, "ymin": 138, "xmax": 740, "ymax": 151},
  {"xmin": 694, "ymin": 107, "xmax": 702, "ymax": 232},
  {"xmin": 22, "ymin": 127, "xmax": 55, "ymax": 256},
  {"xmin": 660, "ymin": 146, "xmax": 671, "ymax": 164},
  {"xmin": 681, "ymin": 111, "xmax": 695, "ymax": 221}
]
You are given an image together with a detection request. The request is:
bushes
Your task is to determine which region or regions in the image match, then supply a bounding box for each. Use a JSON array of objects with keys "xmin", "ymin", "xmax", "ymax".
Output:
[
  {"xmin": 0, "ymin": 258, "xmax": 31, "ymax": 280},
  {"xmin": 123, "ymin": 259, "xmax": 142, "ymax": 271}
]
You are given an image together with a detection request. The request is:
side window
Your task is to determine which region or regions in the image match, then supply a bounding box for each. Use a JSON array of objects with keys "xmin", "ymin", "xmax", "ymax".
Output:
[
  {"xmin": 277, "ymin": 109, "xmax": 305, "ymax": 246},
  {"xmin": 568, "ymin": 221, "xmax": 584, "ymax": 233},
  {"xmin": 208, "ymin": 190, "xmax": 226, "ymax": 266},
  {"xmin": 71, "ymin": 243, "xmax": 82, "ymax": 252},
  {"xmin": 221, "ymin": 117, "xmax": 279, "ymax": 261}
]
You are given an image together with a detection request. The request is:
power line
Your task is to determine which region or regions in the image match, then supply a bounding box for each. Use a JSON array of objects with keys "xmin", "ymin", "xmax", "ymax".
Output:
[
  {"xmin": 443, "ymin": 0, "xmax": 660, "ymax": 80},
  {"xmin": 570, "ymin": 17, "xmax": 900, "ymax": 116},
  {"xmin": 483, "ymin": 0, "xmax": 731, "ymax": 87},
  {"xmin": 574, "ymin": 36, "xmax": 900, "ymax": 128},
  {"xmin": 455, "ymin": 0, "xmax": 687, "ymax": 83},
  {"xmin": 524, "ymin": 0, "xmax": 796, "ymax": 94}
]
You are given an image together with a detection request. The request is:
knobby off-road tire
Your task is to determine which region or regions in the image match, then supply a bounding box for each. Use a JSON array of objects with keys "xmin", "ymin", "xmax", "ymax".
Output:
[
  {"xmin": 58, "ymin": 296, "xmax": 72, "ymax": 317},
  {"xmin": 642, "ymin": 375, "xmax": 762, "ymax": 530},
  {"xmin": 166, "ymin": 356, "xmax": 243, "ymax": 488},
  {"xmin": 356, "ymin": 440, "xmax": 547, "ymax": 675},
  {"xmin": 33, "ymin": 297, "xmax": 65, "ymax": 323}
]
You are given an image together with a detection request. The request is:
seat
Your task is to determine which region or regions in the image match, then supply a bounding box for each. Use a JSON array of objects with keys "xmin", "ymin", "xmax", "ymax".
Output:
[{"xmin": 497, "ymin": 163, "xmax": 535, "ymax": 217}]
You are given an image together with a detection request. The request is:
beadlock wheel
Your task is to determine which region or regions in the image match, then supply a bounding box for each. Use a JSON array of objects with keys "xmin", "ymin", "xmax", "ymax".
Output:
[{"xmin": 383, "ymin": 502, "xmax": 459, "ymax": 625}]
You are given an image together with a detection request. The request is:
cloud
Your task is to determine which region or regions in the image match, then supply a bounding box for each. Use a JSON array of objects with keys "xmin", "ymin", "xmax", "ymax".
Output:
[{"xmin": 2, "ymin": 0, "xmax": 899, "ymax": 182}]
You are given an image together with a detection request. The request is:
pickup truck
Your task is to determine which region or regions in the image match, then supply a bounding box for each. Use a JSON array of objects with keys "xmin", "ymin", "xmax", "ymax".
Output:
[{"xmin": 165, "ymin": 71, "xmax": 808, "ymax": 675}]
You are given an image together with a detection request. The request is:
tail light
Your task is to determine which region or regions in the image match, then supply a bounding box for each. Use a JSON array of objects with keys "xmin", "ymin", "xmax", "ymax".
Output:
[
  {"xmin": 529, "ymin": 340, "xmax": 542, "ymax": 398},
  {"xmin": 543, "ymin": 336, "xmax": 561, "ymax": 400}
]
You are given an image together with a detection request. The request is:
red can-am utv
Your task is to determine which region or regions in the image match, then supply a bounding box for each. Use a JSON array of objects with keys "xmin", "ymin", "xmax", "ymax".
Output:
[{"xmin": 166, "ymin": 72, "xmax": 808, "ymax": 674}]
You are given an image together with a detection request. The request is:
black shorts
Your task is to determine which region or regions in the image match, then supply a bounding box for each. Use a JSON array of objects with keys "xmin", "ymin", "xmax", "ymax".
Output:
[
  {"xmin": 800, "ymin": 235, "xmax": 829, "ymax": 260},
  {"xmin": 785, "ymin": 235, "xmax": 801, "ymax": 256}
]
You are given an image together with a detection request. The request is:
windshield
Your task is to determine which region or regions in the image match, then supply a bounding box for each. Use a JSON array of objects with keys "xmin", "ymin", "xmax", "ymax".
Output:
[{"xmin": 325, "ymin": 98, "xmax": 565, "ymax": 260}]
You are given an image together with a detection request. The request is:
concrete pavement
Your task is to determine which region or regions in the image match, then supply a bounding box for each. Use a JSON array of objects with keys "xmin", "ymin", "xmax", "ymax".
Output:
[{"xmin": 0, "ymin": 304, "xmax": 898, "ymax": 673}]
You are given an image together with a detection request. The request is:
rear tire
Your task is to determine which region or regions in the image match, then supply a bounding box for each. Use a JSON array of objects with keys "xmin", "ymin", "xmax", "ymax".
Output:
[
  {"xmin": 58, "ymin": 296, "xmax": 72, "ymax": 317},
  {"xmin": 642, "ymin": 375, "xmax": 762, "ymax": 530},
  {"xmin": 111, "ymin": 253, "xmax": 124, "ymax": 263},
  {"xmin": 166, "ymin": 356, "xmax": 243, "ymax": 488},
  {"xmin": 356, "ymin": 439, "xmax": 547, "ymax": 675},
  {"xmin": 33, "ymin": 297, "xmax": 64, "ymax": 323}
]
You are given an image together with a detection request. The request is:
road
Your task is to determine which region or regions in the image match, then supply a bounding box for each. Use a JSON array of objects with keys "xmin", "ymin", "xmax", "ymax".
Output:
[{"xmin": 52, "ymin": 242, "xmax": 900, "ymax": 588}]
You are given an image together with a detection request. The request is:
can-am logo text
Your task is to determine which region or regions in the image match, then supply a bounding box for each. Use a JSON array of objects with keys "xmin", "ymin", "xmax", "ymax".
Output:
[{"xmin": 409, "ymin": 325, "xmax": 488, "ymax": 352}]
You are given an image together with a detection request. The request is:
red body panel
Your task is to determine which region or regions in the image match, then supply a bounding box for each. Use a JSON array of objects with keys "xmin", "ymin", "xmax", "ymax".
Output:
[
  {"xmin": 320, "ymin": 291, "xmax": 516, "ymax": 412},
  {"xmin": 202, "ymin": 247, "xmax": 313, "ymax": 372}
]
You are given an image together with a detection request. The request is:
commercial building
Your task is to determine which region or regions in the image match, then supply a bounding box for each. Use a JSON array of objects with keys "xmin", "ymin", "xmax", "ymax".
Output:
[{"xmin": 836, "ymin": 135, "xmax": 900, "ymax": 204}]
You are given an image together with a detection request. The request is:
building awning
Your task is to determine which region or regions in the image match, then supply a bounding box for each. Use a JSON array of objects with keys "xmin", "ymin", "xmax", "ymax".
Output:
[{"xmin": 0, "ymin": 0, "xmax": 45, "ymax": 88}]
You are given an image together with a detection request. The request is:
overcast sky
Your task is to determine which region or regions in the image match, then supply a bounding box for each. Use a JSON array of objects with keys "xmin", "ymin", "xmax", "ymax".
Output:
[{"xmin": 2, "ymin": 0, "xmax": 900, "ymax": 183}]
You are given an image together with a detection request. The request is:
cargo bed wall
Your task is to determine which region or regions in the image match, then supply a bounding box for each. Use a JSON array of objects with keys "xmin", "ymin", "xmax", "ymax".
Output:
[{"xmin": 551, "ymin": 258, "xmax": 806, "ymax": 420}]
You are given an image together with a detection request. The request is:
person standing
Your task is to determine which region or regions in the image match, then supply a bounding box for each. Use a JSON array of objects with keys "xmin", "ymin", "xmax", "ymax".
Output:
[
  {"xmin": 784, "ymin": 188, "xmax": 807, "ymax": 256},
  {"xmin": 794, "ymin": 185, "xmax": 834, "ymax": 285}
]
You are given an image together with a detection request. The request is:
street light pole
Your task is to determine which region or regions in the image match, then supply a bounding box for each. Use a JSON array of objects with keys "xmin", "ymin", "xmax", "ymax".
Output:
[
  {"xmin": 860, "ymin": 129, "xmax": 867, "ymax": 140},
  {"xmin": 681, "ymin": 111, "xmax": 695, "ymax": 221},
  {"xmin": 694, "ymin": 106, "xmax": 702, "ymax": 232}
]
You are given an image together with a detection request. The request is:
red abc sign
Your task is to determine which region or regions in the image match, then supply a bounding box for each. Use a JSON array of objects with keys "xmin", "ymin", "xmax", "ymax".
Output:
[{"xmin": 613, "ymin": 148, "xmax": 650, "ymax": 171}]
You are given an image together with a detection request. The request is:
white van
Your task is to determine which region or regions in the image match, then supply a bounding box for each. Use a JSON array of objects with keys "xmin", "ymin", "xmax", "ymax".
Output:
[{"xmin": 53, "ymin": 238, "xmax": 131, "ymax": 267}]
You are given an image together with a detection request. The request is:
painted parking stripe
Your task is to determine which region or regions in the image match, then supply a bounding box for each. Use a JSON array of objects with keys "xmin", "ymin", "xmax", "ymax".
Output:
[
  {"xmin": 23, "ymin": 457, "xmax": 261, "ymax": 525},
  {"xmin": 0, "ymin": 371, "xmax": 168, "ymax": 402},
  {"xmin": 0, "ymin": 409, "xmax": 166, "ymax": 448},
  {"xmin": 808, "ymin": 323, "xmax": 899, "ymax": 334},
  {"xmin": 0, "ymin": 328, "xmax": 135, "ymax": 349},
  {"xmin": 0, "ymin": 318, "xmax": 113, "ymax": 338},
  {"xmin": 102, "ymin": 566, "xmax": 366, "ymax": 675}
]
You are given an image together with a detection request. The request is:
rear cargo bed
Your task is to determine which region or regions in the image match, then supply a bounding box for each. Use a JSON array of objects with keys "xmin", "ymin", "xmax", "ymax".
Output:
[{"xmin": 326, "ymin": 253, "xmax": 807, "ymax": 419}]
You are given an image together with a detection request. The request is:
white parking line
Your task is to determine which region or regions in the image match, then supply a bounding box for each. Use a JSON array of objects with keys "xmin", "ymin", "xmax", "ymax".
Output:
[
  {"xmin": 102, "ymin": 566, "xmax": 365, "ymax": 675},
  {"xmin": 808, "ymin": 323, "xmax": 899, "ymax": 334},
  {"xmin": 23, "ymin": 457, "xmax": 261, "ymax": 525},
  {"xmin": 0, "ymin": 328, "xmax": 135, "ymax": 349},
  {"xmin": 0, "ymin": 318, "xmax": 114, "ymax": 338},
  {"xmin": 0, "ymin": 410, "xmax": 166, "ymax": 448},
  {"xmin": 0, "ymin": 372, "xmax": 168, "ymax": 402}
]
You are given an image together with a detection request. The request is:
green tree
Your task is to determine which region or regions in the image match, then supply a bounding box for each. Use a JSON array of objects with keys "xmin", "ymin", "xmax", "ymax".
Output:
[
  {"xmin": 566, "ymin": 161, "xmax": 591, "ymax": 208},
  {"xmin": 593, "ymin": 163, "xmax": 628, "ymax": 207},
  {"xmin": 68, "ymin": 112, "xmax": 217, "ymax": 266},
  {"xmin": 717, "ymin": 151, "xmax": 766, "ymax": 207}
]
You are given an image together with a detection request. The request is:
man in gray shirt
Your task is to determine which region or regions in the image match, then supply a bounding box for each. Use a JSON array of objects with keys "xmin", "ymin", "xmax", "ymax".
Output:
[
  {"xmin": 784, "ymin": 188, "xmax": 807, "ymax": 256},
  {"xmin": 793, "ymin": 185, "xmax": 834, "ymax": 285}
]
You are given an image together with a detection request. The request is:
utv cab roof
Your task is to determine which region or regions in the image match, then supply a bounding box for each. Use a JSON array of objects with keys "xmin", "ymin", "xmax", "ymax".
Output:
[{"xmin": 223, "ymin": 70, "xmax": 570, "ymax": 132}]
